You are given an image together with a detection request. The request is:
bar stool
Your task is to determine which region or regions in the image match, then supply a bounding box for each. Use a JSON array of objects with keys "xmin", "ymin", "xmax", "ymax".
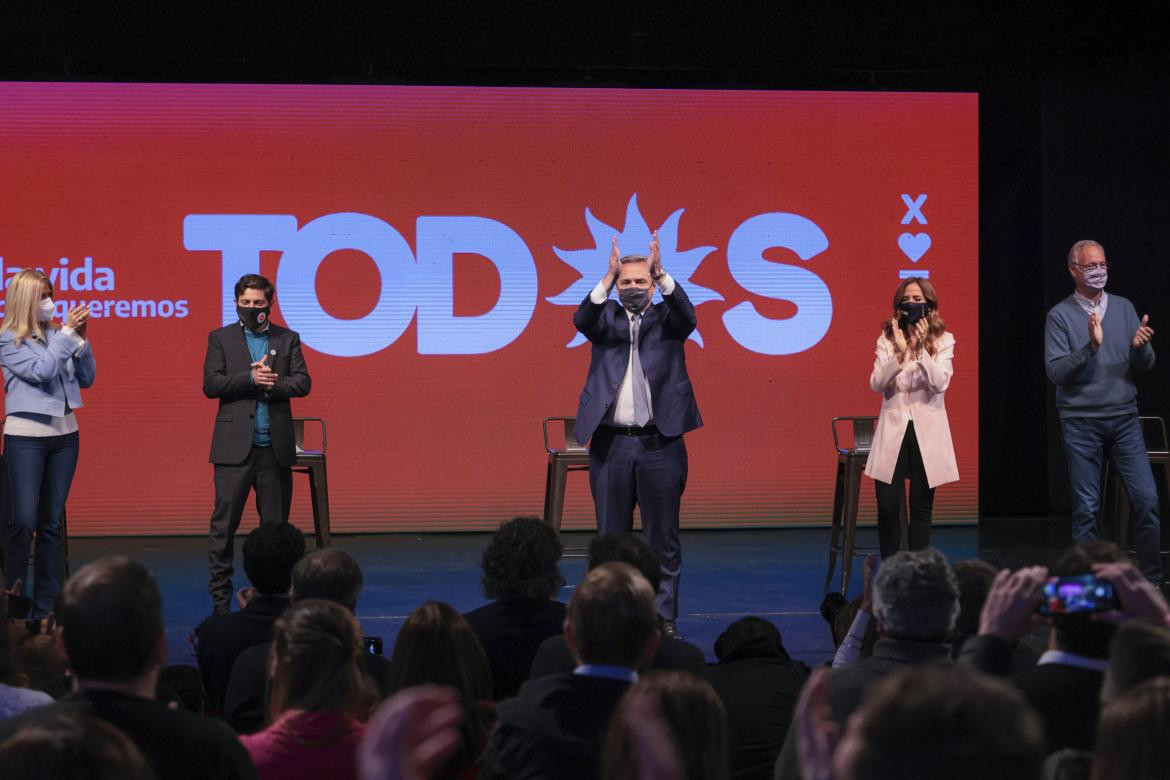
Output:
[
  {"xmin": 1101, "ymin": 416, "xmax": 1170, "ymax": 555},
  {"xmin": 292, "ymin": 417, "xmax": 331, "ymax": 548},
  {"xmin": 824, "ymin": 416, "xmax": 908, "ymax": 596},
  {"xmin": 542, "ymin": 416, "xmax": 590, "ymax": 558}
]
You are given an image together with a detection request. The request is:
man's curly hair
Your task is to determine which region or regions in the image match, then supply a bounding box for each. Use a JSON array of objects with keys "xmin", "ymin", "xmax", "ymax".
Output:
[{"xmin": 481, "ymin": 517, "xmax": 565, "ymax": 602}]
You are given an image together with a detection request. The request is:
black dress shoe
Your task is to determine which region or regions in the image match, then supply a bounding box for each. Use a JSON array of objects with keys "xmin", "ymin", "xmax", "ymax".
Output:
[{"xmin": 661, "ymin": 619, "xmax": 683, "ymax": 640}]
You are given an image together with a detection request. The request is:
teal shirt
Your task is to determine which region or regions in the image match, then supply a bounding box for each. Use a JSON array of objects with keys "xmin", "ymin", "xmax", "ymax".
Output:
[{"xmin": 243, "ymin": 327, "xmax": 272, "ymax": 446}]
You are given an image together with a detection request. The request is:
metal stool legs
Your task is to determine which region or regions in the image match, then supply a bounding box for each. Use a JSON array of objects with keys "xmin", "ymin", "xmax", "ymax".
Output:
[
  {"xmin": 826, "ymin": 454, "xmax": 865, "ymax": 596},
  {"xmin": 542, "ymin": 417, "xmax": 590, "ymax": 559},
  {"xmin": 306, "ymin": 461, "xmax": 331, "ymax": 549}
]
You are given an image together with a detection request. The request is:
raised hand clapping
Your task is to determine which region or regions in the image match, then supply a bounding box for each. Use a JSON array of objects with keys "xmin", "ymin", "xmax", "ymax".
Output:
[{"xmin": 1133, "ymin": 314, "xmax": 1155, "ymax": 349}]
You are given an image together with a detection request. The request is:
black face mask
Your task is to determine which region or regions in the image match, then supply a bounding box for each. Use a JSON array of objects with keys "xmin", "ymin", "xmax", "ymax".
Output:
[
  {"xmin": 618, "ymin": 287, "xmax": 650, "ymax": 313},
  {"xmin": 237, "ymin": 305, "xmax": 270, "ymax": 331},
  {"xmin": 900, "ymin": 302, "xmax": 929, "ymax": 326}
]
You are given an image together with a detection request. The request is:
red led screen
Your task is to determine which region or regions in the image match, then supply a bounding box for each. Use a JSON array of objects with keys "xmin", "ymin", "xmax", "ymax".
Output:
[{"xmin": 0, "ymin": 84, "xmax": 978, "ymax": 534}]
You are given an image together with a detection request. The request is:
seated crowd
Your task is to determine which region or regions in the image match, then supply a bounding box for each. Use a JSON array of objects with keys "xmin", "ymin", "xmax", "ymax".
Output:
[{"xmin": 0, "ymin": 516, "xmax": 1168, "ymax": 780}]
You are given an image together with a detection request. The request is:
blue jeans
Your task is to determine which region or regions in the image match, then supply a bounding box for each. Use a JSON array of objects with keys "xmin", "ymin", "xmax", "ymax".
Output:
[
  {"xmin": 1061, "ymin": 414, "xmax": 1162, "ymax": 583},
  {"xmin": 3, "ymin": 432, "xmax": 79, "ymax": 618}
]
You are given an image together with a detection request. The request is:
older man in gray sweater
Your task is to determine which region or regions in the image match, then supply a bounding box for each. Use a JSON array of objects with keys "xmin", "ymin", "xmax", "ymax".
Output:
[{"xmin": 1045, "ymin": 239, "xmax": 1159, "ymax": 584}]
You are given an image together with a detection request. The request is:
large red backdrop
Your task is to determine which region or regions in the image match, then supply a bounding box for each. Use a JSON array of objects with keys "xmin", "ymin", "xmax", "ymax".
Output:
[{"xmin": 0, "ymin": 84, "xmax": 978, "ymax": 535}]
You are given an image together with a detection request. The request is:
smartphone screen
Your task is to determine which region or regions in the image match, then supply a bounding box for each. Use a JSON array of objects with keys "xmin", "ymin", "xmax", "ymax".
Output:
[
  {"xmin": 1037, "ymin": 574, "xmax": 1119, "ymax": 616},
  {"xmin": 364, "ymin": 636, "xmax": 384, "ymax": 657}
]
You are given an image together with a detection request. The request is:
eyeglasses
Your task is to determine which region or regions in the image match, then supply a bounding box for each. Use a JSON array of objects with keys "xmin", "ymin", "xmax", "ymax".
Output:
[{"xmin": 1073, "ymin": 263, "xmax": 1108, "ymax": 272}]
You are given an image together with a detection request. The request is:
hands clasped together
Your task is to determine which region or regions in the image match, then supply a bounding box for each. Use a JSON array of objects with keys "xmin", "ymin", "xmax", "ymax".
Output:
[{"xmin": 251, "ymin": 354, "xmax": 278, "ymax": 390}]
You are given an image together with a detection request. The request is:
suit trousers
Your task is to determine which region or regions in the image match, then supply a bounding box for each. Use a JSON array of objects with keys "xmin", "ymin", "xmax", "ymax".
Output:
[
  {"xmin": 1061, "ymin": 413, "xmax": 1162, "ymax": 584},
  {"xmin": 208, "ymin": 445, "xmax": 292, "ymax": 607},
  {"xmin": 874, "ymin": 421, "xmax": 935, "ymax": 558},
  {"xmin": 588, "ymin": 427, "xmax": 687, "ymax": 619}
]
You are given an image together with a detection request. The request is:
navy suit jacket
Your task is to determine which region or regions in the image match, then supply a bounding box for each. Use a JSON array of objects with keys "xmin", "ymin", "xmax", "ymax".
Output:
[{"xmin": 573, "ymin": 283, "xmax": 703, "ymax": 442}]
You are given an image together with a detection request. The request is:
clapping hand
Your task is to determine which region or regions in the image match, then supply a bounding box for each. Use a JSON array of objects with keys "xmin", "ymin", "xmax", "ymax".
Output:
[
  {"xmin": 1133, "ymin": 314, "xmax": 1154, "ymax": 349},
  {"xmin": 1088, "ymin": 312, "xmax": 1104, "ymax": 350},
  {"xmin": 910, "ymin": 318, "xmax": 928, "ymax": 348},
  {"xmin": 251, "ymin": 354, "xmax": 277, "ymax": 389},
  {"xmin": 65, "ymin": 304, "xmax": 90, "ymax": 338},
  {"xmin": 795, "ymin": 667, "xmax": 838, "ymax": 780},
  {"xmin": 648, "ymin": 230, "xmax": 663, "ymax": 279},
  {"xmin": 603, "ymin": 236, "xmax": 621, "ymax": 290},
  {"xmin": 889, "ymin": 319, "xmax": 908, "ymax": 355},
  {"xmin": 358, "ymin": 687, "xmax": 463, "ymax": 780}
]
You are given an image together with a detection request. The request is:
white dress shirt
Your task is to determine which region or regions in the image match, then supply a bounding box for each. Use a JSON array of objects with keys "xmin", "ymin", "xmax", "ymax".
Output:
[{"xmin": 590, "ymin": 274, "xmax": 676, "ymax": 426}]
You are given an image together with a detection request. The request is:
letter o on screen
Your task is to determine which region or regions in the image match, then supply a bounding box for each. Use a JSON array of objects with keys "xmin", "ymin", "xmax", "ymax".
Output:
[{"xmin": 277, "ymin": 213, "xmax": 416, "ymax": 357}]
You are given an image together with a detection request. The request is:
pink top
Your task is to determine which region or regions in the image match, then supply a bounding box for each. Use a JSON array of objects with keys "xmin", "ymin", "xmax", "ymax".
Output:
[{"xmin": 240, "ymin": 710, "xmax": 366, "ymax": 780}]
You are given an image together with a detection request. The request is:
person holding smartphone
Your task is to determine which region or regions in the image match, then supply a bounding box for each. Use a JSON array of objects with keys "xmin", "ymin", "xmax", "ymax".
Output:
[
  {"xmin": 864, "ymin": 276, "xmax": 958, "ymax": 557},
  {"xmin": 0, "ymin": 269, "xmax": 94, "ymax": 619}
]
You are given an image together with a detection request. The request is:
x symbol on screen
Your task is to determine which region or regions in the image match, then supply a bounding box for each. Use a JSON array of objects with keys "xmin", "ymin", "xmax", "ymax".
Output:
[{"xmin": 900, "ymin": 193, "xmax": 928, "ymax": 225}]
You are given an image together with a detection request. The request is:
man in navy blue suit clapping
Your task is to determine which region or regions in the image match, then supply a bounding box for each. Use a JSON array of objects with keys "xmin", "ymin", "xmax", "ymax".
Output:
[{"xmin": 573, "ymin": 232, "xmax": 703, "ymax": 638}]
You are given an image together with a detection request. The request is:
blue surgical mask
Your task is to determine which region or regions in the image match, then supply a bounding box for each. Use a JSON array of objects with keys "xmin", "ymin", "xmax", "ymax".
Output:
[
  {"xmin": 1081, "ymin": 265, "xmax": 1107, "ymax": 290},
  {"xmin": 900, "ymin": 302, "xmax": 929, "ymax": 325},
  {"xmin": 618, "ymin": 287, "xmax": 650, "ymax": 313}
]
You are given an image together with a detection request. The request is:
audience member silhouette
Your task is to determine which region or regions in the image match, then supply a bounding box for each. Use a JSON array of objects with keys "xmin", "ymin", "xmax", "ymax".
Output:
[
  {"xmin": 481, "ymin": 562, "xmax": 660, "ymax": 780},
  {"xmin": 604, "ymin": 670, "xmax": 730, "ymax": 780},
  {"xmin": 388, "ymin": 601, "xmax": 494, "ymax": 780},
  {"xmin": 224, "ymin": 548, "xmax": 391, "ymax": 733},
  {"xmin": 708, "ymin": 617, "xmax": 808, "ymax": 779},
  {"xmin": 196, "ymin": 522, "xmax": 305, "ymax": 714},
  {"xmin": 463, "ymin": 516, "xmax": 567, "ymax": 700},
  {"xmin": 529, "ymin": 534, "xmax": 707, "ymax": 680},
  {"xmin": 0, "ymin": 556, "xmax": 256, "ymax": 779},
  {"xmin": 240, "ymin": 599, "xmax": 373, "ymax": 780}
]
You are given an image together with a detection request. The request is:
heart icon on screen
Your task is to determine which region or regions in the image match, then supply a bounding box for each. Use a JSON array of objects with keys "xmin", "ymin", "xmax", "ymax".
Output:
[{"xmin": 898, "ymin": 232, "xmax": 932, "ymax": 262}]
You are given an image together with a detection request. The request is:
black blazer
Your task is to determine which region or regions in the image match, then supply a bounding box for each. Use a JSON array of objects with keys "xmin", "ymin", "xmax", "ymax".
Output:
[
  {"xmin": 463, "ymin": 599, "xmax": 568, "ymax": 701},
  {"xmin": 203, "ymin": 323, "xmax": 311, "ymax": 467},
  {"xmin": 573, "ymin": 283, "xmax": 702, "ymax": 442}
]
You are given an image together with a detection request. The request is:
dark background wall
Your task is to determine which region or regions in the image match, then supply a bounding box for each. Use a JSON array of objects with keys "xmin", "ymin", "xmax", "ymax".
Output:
[{"xmin": 2, "ymin": 4, "xmax": 1167, "ymax": 523}]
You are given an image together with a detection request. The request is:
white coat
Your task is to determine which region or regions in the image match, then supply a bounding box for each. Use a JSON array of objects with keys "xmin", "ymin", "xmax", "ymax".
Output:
[{"xmin": 863, "ymin": 330, "xmax": 959, "ymax": 488}]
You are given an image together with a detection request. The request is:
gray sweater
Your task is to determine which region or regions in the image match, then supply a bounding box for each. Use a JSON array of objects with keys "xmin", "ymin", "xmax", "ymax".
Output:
[{"xmin": 1044, "ymin": 293, "xmax": 1155, "ymax": 419}]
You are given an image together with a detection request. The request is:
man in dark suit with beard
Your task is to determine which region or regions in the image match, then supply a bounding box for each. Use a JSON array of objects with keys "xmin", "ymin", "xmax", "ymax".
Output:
[
  {"xmin": 203, "ymin": 273, "xmax": 311, "ymax": 615},
  {"xmin": 573, "ymin": 232, "xmax": 702, "ymax": 638}
]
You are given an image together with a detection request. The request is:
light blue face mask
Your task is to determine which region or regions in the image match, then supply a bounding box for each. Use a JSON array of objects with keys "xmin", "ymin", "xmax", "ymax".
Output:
[{"xmin": 1080, "ymin": 265, "xmax": 1107, "ymax": 290}]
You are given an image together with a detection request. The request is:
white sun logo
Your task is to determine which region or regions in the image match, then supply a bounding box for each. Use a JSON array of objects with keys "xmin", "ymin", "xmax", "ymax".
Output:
[{"xmin": 546, "ymin": 194, "xmax": 723, "ymax": 347}]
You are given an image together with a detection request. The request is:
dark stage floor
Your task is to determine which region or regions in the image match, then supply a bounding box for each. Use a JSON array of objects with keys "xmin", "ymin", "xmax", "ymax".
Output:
[{"xmin": 50, "ymin": 523, "xmax": 1069, "ymax": 669}]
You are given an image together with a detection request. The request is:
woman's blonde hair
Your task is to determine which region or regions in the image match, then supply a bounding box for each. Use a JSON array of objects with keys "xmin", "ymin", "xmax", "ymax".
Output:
[{"xmin": 0, "ymin": 269, "xmax": 52, "ymax": 345}]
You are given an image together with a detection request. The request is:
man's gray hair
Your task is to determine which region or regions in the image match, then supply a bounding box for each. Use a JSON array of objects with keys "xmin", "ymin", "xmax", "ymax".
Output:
[
  {"xmin": 871, "ymin": 548, "xmax": 960, "ymax": 641},
  {"xmin": 1068, "ymin": 240, "xmax": 1103, "ymax": 267},
  {"xmin": 619, "ymin": 254, "xmax": 648, "ymax": 265}
]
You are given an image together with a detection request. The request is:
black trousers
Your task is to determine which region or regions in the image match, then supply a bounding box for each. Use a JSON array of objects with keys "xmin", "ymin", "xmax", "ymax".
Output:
[
  {"xmin": 874, "ymin": 421, "xmax": 935, "ymax": 558},
  {"xmin": 208, "ymin": 445, "xmax": 292, "ymax": 607}
]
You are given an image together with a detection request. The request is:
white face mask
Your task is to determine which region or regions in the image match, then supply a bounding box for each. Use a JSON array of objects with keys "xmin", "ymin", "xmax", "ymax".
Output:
[{"xmin": 38, "ymin": 297, "xmax": 55, "ymax": 322}]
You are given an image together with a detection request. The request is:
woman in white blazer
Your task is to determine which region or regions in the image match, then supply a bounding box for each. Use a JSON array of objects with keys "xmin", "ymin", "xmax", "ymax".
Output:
[{"xmin": 863, "ymin": 277, "xmax": 958, "ymax": 557}]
